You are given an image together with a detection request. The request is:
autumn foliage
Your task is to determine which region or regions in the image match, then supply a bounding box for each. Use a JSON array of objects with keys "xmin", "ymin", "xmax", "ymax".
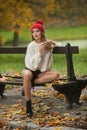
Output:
[{"xmin": 0, "ymin": 0, "xmax": 87, "ymax": 30}]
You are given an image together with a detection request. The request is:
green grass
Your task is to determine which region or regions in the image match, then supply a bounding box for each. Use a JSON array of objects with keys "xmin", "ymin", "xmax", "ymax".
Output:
[
  {"xmin": 0, "ymin": 25, "xmax": 87, "ymax": 46},
  {"xmin": 46, "ymin": 25, "xmax": 87, "ymax": 41},
  {"xmin": 0, "ymin": 54, "xmax": 25, "ymax": 73},
  {"xmin": 52, "ymin": 48, "xmax": 87, "ymax": 76},
  {"xmin": 0, "ymin": 49, "xmax": 87, "ymax": 76}
]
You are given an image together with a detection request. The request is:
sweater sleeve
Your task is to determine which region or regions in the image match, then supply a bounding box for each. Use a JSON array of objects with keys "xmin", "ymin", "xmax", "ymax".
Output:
[{"xmin": 25, "ymin": 43, "xmax": 41, "ymax": 70}]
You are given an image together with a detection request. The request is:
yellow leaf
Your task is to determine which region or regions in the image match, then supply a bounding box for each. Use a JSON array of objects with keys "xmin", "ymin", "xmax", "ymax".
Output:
[
  {"xmin": 64, "ymin": 113, "xmax": 69, "ymax": 116},
  {"xmin": 42, "ymin": 105, "xmax": 50, "ymax": 111},
  {"xmin": 54, "ymin": 127, "xmax": 62, "ymax": 130},
  {"xmin": 33, "ymin": 105, "xmax": 40, "ymax": 112}
]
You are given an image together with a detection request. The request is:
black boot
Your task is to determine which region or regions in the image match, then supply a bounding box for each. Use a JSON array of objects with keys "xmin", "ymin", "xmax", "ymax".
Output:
[
  {"xmin": 26, "ymin": 100, "xmax": 33, "ymax": 118},
  {"xmin": 0, "ymin": 84, "xmax": 5, "ymax": 97}
]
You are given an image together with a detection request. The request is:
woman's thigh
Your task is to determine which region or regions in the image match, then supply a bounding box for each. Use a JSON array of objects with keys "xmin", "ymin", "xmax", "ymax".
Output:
[
  {"xmin": 37, "ymin": 71, "xmax": 58, "ymax": 78},
  {"xmin": 35, "ymin": 71, "xmax": 59, "ymax": 83}
]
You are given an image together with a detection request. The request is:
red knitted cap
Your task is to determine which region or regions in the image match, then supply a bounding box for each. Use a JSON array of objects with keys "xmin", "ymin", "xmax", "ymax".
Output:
[{"xmin": 31, "ymin": 20, "xmax": 45, "ymax": 33}]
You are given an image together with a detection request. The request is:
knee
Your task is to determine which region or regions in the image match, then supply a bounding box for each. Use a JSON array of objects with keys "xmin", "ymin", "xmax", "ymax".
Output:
[
  {"xmin": 24, "ymin": 72, "xmax": 29, "ymax": 78},
  {"xmin": 22, "ymin": 70, "xmax": 32, "ymax": 80}
]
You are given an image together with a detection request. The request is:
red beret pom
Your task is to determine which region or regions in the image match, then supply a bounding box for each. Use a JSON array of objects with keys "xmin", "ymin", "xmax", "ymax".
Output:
[
  {"xmin": 31, "ymin": 20, "xmax": 44, "ymax": 33},
  {"xmin": 36, "ymin": 20, "xmax": 44, "ymax": 25}
]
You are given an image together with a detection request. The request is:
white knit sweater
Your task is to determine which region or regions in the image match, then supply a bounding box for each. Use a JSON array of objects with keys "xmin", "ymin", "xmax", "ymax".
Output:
[{"xmin": 25, "ymin": 41, "xmax": 53, "ymax": 72}]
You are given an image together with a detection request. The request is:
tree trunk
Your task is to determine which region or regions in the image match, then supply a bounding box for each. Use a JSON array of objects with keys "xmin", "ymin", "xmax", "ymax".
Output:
[
  {"xmin": 12, "ymin": 24, "xmax": 20, "ymax": 46},
  {"xmin": 13, "ymin": 31, "xmax": 19, "ymax": 46}
]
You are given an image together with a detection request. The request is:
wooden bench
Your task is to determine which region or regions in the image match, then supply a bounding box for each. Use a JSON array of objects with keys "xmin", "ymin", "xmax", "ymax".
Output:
[{"xmin": 0, "ymin": 43, "xmax": 87, "ymax": 108}]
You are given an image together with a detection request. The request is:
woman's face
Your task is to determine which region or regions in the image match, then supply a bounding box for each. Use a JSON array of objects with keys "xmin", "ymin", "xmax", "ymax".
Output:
[{"xmin": 32, "ymin": 28, "xmax": 42, "ymax": 42}]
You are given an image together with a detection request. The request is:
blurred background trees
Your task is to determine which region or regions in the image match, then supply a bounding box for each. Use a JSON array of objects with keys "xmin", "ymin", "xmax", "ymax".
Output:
[{"xmin": 0, "ymin": 0, "xmax": 87, "ymax": 46}]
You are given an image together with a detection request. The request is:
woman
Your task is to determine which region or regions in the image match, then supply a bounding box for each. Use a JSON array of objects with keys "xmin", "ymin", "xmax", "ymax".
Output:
[{"xmin": 22, "ymin": 20, "xmax": 59, "ymax": 118}]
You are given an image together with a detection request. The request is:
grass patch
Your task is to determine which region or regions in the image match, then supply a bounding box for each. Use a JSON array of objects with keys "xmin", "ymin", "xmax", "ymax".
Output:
[
  {"xmin": 0, "ymin": 54, "xmax": 25, "ymax": 73},
  {"xmin": 46, "ymin": 25, "xmax": 87, "ymax": 41},
  {"xmin": 52, "ymin": 48, "xmax": 87, "ymax": 76}
]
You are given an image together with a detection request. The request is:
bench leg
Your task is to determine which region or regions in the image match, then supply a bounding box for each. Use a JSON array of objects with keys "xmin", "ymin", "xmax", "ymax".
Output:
[
  {"xmin": 61, "ymin": 86, "xmax": 75, "ymax": 109},
  {"xmin": 52, "ymin": 82, "xmax": 86, "ymax": 109},
  {"xmin": 0, "ymin": 84, "xmax": 5, "ymax": 97},
  {"xmin": 62, "ymin": 84, "xmax": 84, "ymax": 109}
]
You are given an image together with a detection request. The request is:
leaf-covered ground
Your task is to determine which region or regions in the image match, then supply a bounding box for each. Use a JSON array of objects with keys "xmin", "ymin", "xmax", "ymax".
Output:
[{"xmin": 0, "ymin": 84, "xmax": 87, "ymax": 130}]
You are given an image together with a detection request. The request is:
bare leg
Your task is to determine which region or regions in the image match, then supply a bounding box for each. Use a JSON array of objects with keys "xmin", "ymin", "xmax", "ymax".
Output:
[
  {"xmin": 22, "ymin": 69, "xmax": 33, "ymax": 101},
  {"xmin": 35, "ymin": 71, "xmax": 59, "ymax": 84},
  {"xmin": 22, "ymin": 69, "xmax": 33, "ymax": 117}
]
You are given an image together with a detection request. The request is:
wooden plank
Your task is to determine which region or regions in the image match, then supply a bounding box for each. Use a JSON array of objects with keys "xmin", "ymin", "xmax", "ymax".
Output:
[
  {"xmin": 0, "ymin": 47, "xmax": 26, "ymax": 54},
  {"xmin": 0, "ymin": 77, "xmax": 68, "ymax": 86},
  {"xmin": 0, "ymin": 81, "xmax": 23, "ymax": 85},
  {"xmin": 0, "ymin": 81, "xmax": 46, "ymax": 86},
  {"xmin": 0, "ymin": 46, "xmax": 79, "ymax": 54},
  {"xmin": 53, "ymin": 46, "xmax": 79, "ymax": 54}
]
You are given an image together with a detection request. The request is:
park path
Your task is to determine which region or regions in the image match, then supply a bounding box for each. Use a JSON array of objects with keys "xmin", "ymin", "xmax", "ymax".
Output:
[
  {"xmin": 0, "ymin": 84, "xmax": 87, "ymax": 130},
  {"xmin": 56, "ymin": 39, "xmax": 87, "ymax": 49}
]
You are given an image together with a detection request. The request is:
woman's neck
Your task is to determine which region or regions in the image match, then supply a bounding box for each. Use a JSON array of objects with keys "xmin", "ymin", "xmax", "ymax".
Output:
[{"xmin": 35, "ymin": 39, "xmax": 42, "ymax": 43}]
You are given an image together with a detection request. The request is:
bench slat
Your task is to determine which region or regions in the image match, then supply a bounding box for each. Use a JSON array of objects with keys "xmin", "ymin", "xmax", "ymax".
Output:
[
  {"xmin": 0, "ymin": 81, "xmax": 23, "ymax": 85},
  {"xmin": 53, "ymin": 46, "xmax": 79, "ymax": 54},
  {"xmin": 0, "ymin": 47, "xmax": 26, "ymax": 54},
  {"xmin": 0, "ymin": 46, "xmax": 79, "ymax": 54},
  {"xmin": 0, "ymin": 81, "xmax": 47, "ymax": 86}
]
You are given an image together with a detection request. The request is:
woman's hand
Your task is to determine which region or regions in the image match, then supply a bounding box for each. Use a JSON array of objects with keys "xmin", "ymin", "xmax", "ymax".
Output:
[
  {"xmin": 46, "ymin": 40, "xmax": 56, "ymax": 49},
  {"xmin": 39, "ymin": 40, "xmax": 55, "ymax": 53},
  {"xmin": 39, "ymin": 42, "xmax": 48, "ymax": 54}
]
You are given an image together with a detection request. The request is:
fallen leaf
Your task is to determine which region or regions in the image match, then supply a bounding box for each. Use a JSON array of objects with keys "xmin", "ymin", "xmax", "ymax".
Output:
[{"xmin": 54, "ymin": 126, "xmax": 62, "ymax": 130}]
